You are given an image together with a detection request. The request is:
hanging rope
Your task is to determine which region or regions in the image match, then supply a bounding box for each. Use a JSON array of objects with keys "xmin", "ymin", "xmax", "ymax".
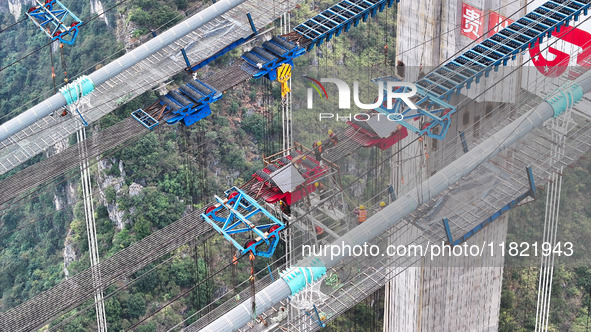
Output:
[
  {"xmin": 262, "ymin": 79, "xmax": 268, "ymax": 158},
  {"xmin": 268, "ymin": 78, "xmax": 275, "ymax": 156},
  {"xmin": 49, "ymin": 43, "xmax": 58, "ymax": 94},
  {"xmin": 192, "ymin": 240, "xmax": 200, "ymax": 310},
  {"xmin": 59, "ymin": 43, "xmax": 69, "ymax": 83},
  {"xmin": 0, "ymin": 17, "xmax": 27, "ymax": 35},
  {"xmin": 384, "ymin": 4, "xmax": 389, "ymax": 66},
  {"xmin": 198, "ymin": 122, "xmax": 207, "ymax": 201},
  {"xmin": 249, "ymin": 251, "xmax": 257, "ymax": 319}
]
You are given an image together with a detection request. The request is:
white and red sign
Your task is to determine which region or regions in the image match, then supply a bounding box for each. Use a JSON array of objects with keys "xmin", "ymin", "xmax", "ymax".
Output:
[
  {"xmin": 461, "ymin": 3, "xmax": 485, "ymax": 41},
  {"xmin": 526, "ymin": 0, "xmax": 591, "ymax": 78},
  {"xmin": 488, "ymin": 11, "xmax": 514, "ymax": 37},
  {"xmin": 528, "ymin": 26, "xmax": 591, "ymax": 77}
]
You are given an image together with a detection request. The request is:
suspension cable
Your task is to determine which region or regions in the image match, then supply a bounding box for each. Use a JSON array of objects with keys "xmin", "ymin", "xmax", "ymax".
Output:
[
  {"xmin": 49, "ymin": 42, "xmax": 57, "ymax": 94},
  {"xmin": 0, "ymin": 17, "xmax": 27, "ymax": 35}
]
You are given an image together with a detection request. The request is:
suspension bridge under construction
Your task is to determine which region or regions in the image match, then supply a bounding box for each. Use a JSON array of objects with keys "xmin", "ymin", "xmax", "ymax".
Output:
[{"xmin": 1, "ymin": 0, "xmax": 591, "ymax": 330}]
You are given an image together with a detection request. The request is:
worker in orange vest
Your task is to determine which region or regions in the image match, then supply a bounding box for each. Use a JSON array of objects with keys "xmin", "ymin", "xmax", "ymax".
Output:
[
  {"xmin": 354, "ymin": 205, "xmax": 367, "ymax": 223},
  {"xmin": 328, "ymin": 129, "xmax": 338, "ymax": 147}
]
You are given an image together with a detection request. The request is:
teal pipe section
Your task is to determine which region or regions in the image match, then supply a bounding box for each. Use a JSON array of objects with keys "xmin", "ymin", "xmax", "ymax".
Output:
[
  {"xmin": 59, "ymin": 76, "xmax": 95, "ymax": 105},
  {"xmin": 545, "ymin": 83, "xmax": 584, "ymax": 118},
  {"xmin": 280, "ymin": 258, "xmax": 326, "ymax": 295}
]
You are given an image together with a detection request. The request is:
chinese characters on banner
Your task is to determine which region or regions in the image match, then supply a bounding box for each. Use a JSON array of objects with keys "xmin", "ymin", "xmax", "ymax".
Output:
[
  {"xmin": 461, "ymin": 3, "xmax": 485, "ymax": 41},
  {"xmin": 488, "ymin": 11, "xmax": 514, "ymax": 37},
  {"xmin": 462, "ymin": 5, "xmax": 514, "ymax": 40}
]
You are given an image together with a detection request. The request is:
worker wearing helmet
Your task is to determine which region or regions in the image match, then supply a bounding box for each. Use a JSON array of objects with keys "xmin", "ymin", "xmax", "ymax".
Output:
[
  {"xmin": 315, "ymin": 182, "xmax": 326, "ymax": 200},
  {"xmin": 328, "ymin": 129, "xmax": 338, "ymax": 147},
  {"xmin": 379, "ymin": 201, "xmax": 386, "ymax": 210},
  {"xmin": 314, "ymin": 140, "xmax": 323, "ymax": 164},
  {"xmin": 279, "ymin": 199, "xmax": 291, "ymax": 216},
  {"xmin": 354, "ymin": 205, "xmax": 367, "ymax": 223}
]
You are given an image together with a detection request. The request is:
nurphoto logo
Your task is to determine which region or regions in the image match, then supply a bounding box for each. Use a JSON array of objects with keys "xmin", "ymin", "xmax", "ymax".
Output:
[
  {"xmin": 304, "ymin": 77, "xmax": 416, "ymax": 122},
  {"xmin": 304, "ymin": 77, "xmax": 418, "ymax": 110}
]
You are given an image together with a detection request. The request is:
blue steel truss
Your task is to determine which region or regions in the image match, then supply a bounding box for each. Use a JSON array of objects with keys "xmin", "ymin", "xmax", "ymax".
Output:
[
  {"xmin": 372, "ymin": 0, "xmax": 590, "ymax": 140},
  {"xmin": 294, "ymin": 0, "xmax": 399, "ymax": 51},
  {"xmin": 443, "ymin": 167, "xmax": 537, "ymax": 246},
  {"xmin": 26, "ymin": 0, "xmax": 82, "ymax": 45},
  {"xmin": 373, "ymin": 76, "xmax": 457, "ymax": 140},
  {"xmin": 417, "ymin": 0, "xmax": 591, "ymax": 102},
  {"xmin": 201, "ymin": 187, "xmax": 285, "ymax": 258}
]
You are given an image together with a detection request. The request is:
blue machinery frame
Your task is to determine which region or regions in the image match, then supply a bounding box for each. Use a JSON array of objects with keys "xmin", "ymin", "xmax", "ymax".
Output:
[
  {"xmin": 201, "ymin": 187, "xmax": 285, "ymax": 257},
  {"xmin": 26, "ymin": 0, "xmax": 82, "ymax": 45},
  {"xmin": 134, "ymin": 12, "xmax": 305, "ymax": 129},
  {"xmin": 135, "ymin": 34, "xmax": 304, "ymax": 129},
  {"xmin": 294, "ymin": 0, "xmax": 400, "ymax": 51},
  {"xmin": 373, "ymin": 77, "xmax": 457, "ymax": 140},
  {"xmin": 241, "ymin": 36, "xmax": 305, "ymax": 80},
  {"xmin": 161, "ymin": 80, "xmax": 222, "ymax": 126},
  {"xmin": 443, "ymin": 167, "xmax": 537, "ymax": 246},
  {"xmin": 132, "ymin": 79, "xmax": 222, "ymax": 129},
  {"xmin": 131, "ymin": 109, "xmax": 158, "ymax": 130}
]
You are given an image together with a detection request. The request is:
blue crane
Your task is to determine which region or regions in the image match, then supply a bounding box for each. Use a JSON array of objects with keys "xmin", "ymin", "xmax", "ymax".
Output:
[{"xmin": 26, "ymin": 0, "xmax": 83, "ymax": 45}]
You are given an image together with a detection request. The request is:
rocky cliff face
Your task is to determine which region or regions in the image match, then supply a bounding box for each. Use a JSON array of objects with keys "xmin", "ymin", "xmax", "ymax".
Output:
[
  {"xmin": 89, "ymin": 0, "xmax": 109, "ymax": 26},
  {"xmin": 50, "ymin": 138, "xmax": 76, "ymax": 211},
  {"xmin": 62, "ymin": 229, "xmax": 77, "ymax": 279},
  {"xmin": 115, "ymin": 11, "xmax": 139, "ymax": 51},
  {"xmin": 96, "ymin": 158, "xmax": 144, "ymax": 230},
  {"xmin": 0, "ymin": 0, "xmax": 35, "ymax": 22},
  {"xmin": 53, "ymin": 181, "xmax": 77, "ymax": 211},
  {"xmin": 55, "ymin": 178, "xmax": 78, "ymax": 278}
]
